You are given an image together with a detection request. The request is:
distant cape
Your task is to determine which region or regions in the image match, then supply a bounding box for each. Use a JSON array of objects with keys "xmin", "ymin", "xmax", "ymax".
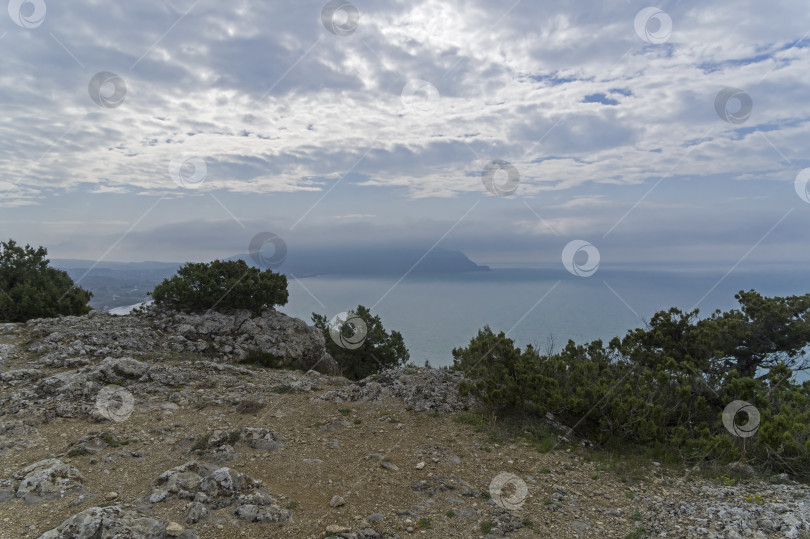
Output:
[
  {"xmin": 53, "ymin": 247, "xmax": 489, "ymax": 277},
  {"xmin": 51, "ymin": 247, "xmax": 489, "ymax": 311},
  {"xmin": 230, "ymin": 247, "xmax": 490, "ymax": 276}
]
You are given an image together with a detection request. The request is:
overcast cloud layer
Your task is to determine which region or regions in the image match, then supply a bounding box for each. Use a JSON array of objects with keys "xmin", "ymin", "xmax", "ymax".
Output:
[{"xmin": 0, "ymin": 0, "xmax": 808, "ymax": 268}]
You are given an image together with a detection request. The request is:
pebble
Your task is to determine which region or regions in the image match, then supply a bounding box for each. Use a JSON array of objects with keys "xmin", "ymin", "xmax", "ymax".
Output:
[
  {"xmin": 330, "ymin": 495, "xmax": 345, "ymax": 508},
  {"xmin": 165, "ymin": 522, "xmax": 184, "ymax": 537}
]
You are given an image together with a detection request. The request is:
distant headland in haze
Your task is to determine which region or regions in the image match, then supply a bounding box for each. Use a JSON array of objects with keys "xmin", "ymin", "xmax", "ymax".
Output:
[{"xmin": 51, "ymin": 248, "xmax": 489, "ymax": 311}]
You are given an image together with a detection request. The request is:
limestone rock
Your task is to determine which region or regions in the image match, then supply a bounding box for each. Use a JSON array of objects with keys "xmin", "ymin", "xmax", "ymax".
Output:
[
  {"xmin": 12, "ymin": 458, "xmax": 86, "ymax": 504},
  {"xmin": 240, "ymin": 427, "xmax": 284, "ymax": 451},
  {"xmin": 165, "ymin": 521, "xmax": 184, "ymax": 536},
  {"xmin": 150, "ymin": 460, "xmax": 290, "ymax": 524},
  {"xmin": 319, "ymin": 367, "xmax": 478, "ymax": 412},
  {"xmin": 36, "ymin": 505, "xmax": 195, "ymax": 539}
]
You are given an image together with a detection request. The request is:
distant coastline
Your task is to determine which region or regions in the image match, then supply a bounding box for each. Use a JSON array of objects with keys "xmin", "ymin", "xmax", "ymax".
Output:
[{"xmin": 51, "ymin": 247, "xmax": 489, "ymax": 311}]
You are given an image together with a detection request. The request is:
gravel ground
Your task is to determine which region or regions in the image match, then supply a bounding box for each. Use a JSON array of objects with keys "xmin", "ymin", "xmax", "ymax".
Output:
[{"xmin": 0, "ymin": 313, "xmax": 808, "ymax": 538}]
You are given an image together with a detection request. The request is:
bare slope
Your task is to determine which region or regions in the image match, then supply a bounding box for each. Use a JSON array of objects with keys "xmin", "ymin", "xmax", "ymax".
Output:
[{"xmin": 0, "ymin": 312, "xmax": 808, "ymax": 538}]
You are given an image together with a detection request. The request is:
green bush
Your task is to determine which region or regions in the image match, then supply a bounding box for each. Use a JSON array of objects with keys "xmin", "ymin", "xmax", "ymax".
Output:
[
  {"xmin": 452, "ymin": 291, "xmax": 810, "ymax": 480},
  {"xmin": 0, "ymin": 239, "xmax": 92, "ymax": 322},
  {"xmin": 312, "ymin": 305, "xmax": 409, "ymax": 380},
  {"xmin": 150, "ymin": 259, "xmax": 287, "ymax": 315}
]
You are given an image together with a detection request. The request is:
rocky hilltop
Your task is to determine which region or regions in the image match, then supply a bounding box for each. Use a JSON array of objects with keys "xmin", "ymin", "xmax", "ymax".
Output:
[{"xmin": 0, "ymin": 308, "xmax": 809, "ymax": 538}]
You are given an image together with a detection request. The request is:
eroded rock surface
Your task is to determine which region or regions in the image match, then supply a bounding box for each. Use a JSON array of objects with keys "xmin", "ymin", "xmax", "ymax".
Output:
[
  {"xmin": 1, "ymin": 458, "xmax": 86, "ymax": 504},
  {"xmin": 22, "ymin": 307, "xmax": 338, "ymax": 375},
  {"xmin": 149, "ymin": 461, "xmax": 292, "ymax": 524},
  {"xmin": 37, "ymin": 505, "xmax": 198, "ymax": 539},
  {"xmin": 319, "ymin": 367, "xmax": 478, "ymax": 412}
]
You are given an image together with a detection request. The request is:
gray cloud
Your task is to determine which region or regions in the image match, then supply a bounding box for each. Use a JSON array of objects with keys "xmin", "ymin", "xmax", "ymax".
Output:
[{"xmin": 0, "ymin": 0, "xmax": 808, "ymax": 269}]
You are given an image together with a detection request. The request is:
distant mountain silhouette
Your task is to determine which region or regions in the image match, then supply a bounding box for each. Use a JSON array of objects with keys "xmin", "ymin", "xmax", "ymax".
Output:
[
  {"xmin": 229, "ymin": 247, "xmax": 490, "ymax": 276},
  {"xmin": 51, "ymin": 247, "xmax": 488, "ymax": 310}
]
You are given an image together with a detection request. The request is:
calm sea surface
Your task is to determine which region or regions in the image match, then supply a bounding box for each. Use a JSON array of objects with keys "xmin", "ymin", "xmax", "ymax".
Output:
[{"xmin": 278, "ymin": 267, "xmax": 809, "ymax": 379}]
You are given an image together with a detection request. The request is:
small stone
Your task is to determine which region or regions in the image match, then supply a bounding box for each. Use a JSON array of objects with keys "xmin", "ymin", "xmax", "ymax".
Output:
[
  {"xmin": 326, "ymin": 524, "xmax": 350, "ymax": 533},
  {"xmin": 105, "ymin": 492, "xmax": 119, "ymax": 501},
  {"xmin": 381, "ymin": 461, "xmax": 399, "ymax": 471},
  {"xmin": 452, "ymin": 507, "xmax": 476, "ymax": 518},
  {"xmin": 416, "ymin": 462, "xmax": 425, "ymax": 470},
  {"xmin": 149, "ymin": 490, "xmax": 168, "ymax": 503},
  {"xmin": 165, "ymin": 521, "xmax": 184, "ymax": 536},
  {"xmin": 572, "ymin": 521, "xmax": 590, "ymax": 532},
  {"xmin": 330, "ymin": 495, "xmax": 345, "ymax": 508}
]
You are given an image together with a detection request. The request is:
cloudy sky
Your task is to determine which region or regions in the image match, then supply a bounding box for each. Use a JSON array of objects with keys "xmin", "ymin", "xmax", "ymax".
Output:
[{"xmin": 1, "ymin": 0, "xmax": 808, "ymax": 269}]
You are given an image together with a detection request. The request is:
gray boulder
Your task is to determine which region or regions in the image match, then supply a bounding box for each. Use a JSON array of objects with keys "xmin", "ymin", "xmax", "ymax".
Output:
[
  {"xmin": 240, "ymin": 427, "xmax": 284, "ymax": 451},
  {"xmin": 152, "ymin": 308, "xmax": 338, "ymax": 374},
  {"xmin": 184, "ymin": 501, "xmax": 209, "ymax": 525},
  {"xmin": 96, "ymin": 356, "xmax": 149, "ymax": 383},
  {"xmin": 150, "ymin": 461, "xmax": 291, "ymax": 525},
  {"xmin": 20, "ymin": 305, "xmax": 339, "ymax": 375},
  {"xmin": 12, "ymin": 458, "xmax": 86, "ymax": 504},
  {"xmin": 0, "ymin": 420, "xmax": 43, "ymax": 455},
  {"xmin": 37, "ymin": 505, "xmax": 198, "ymax": 539}
]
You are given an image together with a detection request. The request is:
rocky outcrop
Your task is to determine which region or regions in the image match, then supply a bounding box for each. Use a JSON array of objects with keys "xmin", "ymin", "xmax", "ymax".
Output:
[
  {"xmin": 145, "ymin": 307, "xmax": 338, "ymax": 374},
  {"xmin": 149, "ymin": 461, "xmax": 292, "ymax": 525},
  {"xmin": 0, "ymin": 419, "xmax": 42, "ymax": 455},
  {"xmin": 318, "ymin": 367, "xmax": 478, "ymax": 412},
  {"xmin": 37, "ymin": 505, "xmax": 197, "ymax": 539},
  {"xmin": 239, "ymin": 427, "xmax": 284, "ymax": 451},
  {"xmin": 21, "ymin": 306, "xmax": 338, "ymax": 375},
  {"xmin": 0, "ymin": 458, "xmax": 85, "ymax": 504}
]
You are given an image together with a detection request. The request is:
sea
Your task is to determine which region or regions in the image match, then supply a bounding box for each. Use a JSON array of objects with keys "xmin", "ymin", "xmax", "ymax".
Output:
[
  {"xmin": 277, "ymin": 266, "xmax": 809, "ymax": 379},
  {"xmin": 108, "ymin": 266, "xmax": 809, "ymax": 381}
]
